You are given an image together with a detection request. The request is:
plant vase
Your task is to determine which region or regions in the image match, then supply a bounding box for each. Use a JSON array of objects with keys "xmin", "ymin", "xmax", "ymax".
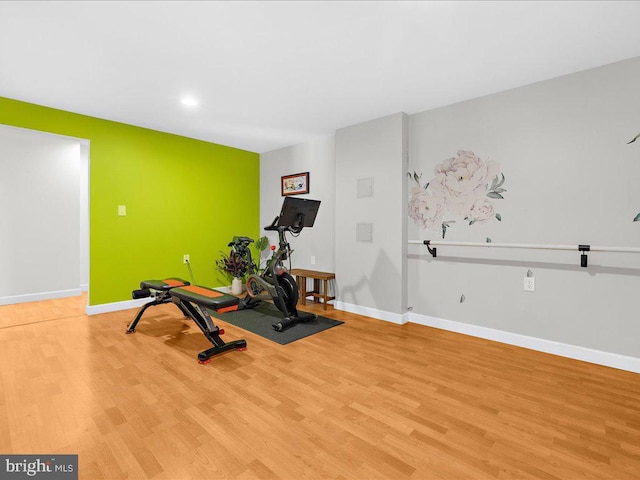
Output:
[{"xmin": 231, "ymin": 277, "xmax": 243, "ymax": 295}]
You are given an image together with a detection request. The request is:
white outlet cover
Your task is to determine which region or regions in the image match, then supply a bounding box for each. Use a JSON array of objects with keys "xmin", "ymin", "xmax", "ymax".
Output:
[{"xmin": 524, "ymin": 277, "xmax": 535, "ymax": 292}]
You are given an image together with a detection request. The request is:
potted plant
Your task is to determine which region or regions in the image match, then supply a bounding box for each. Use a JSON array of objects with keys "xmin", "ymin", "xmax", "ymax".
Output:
[
  {"xmin": 215, "ymin": 250, "xmax": 248, "ymax": 295},
  {"xmin": 216, "ymin": 235, "xmax": 270, "ymax": 295}
]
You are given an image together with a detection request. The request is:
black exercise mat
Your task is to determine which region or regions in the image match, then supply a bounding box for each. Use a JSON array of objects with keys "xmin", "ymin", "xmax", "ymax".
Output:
[{"xmin": 208, "ymin": 302, "xmax": 343, "ymax": 345}]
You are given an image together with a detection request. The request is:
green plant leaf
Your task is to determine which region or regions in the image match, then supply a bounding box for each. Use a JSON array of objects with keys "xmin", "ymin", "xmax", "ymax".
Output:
[
  {"xmin": 469, "ymin": 219, "xmax": 476, "ymax": 226},
  {"xmin": 424, "ymin": 182, "xmax": 429, "ymax": 190},
  {"xmin": 495, "ymin": 173, "xmax": 506, "ymax": 189},
  {"xmin": 414, "ymin": 172, "xmax": 420, "ymax": 183},
  {"xmin": 441, "ymin": 220, "xmax": 455, "ymax": 238},
  {"xmin": 495, "ymin": 213, "xmax": 502, "ymax": 221},
  {"xmin": 487, "ymin": 192, "xmax": 504, "ymax": 199},
  {"xmin": 486, "ymin": 237, "xmax": 492, "ymax": 243},
  {"xmin": 493, "ymin": 188, "xmax": 506, "ymax": 194},
  {"xmin": 634, "ymin": 213, "xmax": 640, "ymax": 222},
  {"xmin": 255, "ymin": 235, "xmax": 269, "ymax": 252}
]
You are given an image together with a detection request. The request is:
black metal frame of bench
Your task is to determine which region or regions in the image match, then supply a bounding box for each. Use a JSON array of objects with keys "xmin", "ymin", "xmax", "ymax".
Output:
[{"xmin": 126, "ymin": 279, "xmax": 247, "ymax": 363}]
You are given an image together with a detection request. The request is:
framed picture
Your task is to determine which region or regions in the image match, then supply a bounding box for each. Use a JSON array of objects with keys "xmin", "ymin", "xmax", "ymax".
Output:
[{"xmin": 281, "ymin": 172, "xmax": 309, "ymax": 196}]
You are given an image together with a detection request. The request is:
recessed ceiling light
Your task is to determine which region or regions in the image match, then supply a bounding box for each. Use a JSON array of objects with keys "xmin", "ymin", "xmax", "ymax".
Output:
[{"xmin": 180, "ymin": 96, "xmax": 198, "ymax": 107}]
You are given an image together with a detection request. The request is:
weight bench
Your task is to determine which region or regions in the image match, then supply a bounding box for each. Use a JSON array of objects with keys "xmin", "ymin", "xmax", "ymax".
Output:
[
  {"xmin": 127, "ymin": 279, "xmax": 247, "ymax": 362},
  {"xmin": 127, "ymin": 278, "xmax": 192, "ymax": 333}
]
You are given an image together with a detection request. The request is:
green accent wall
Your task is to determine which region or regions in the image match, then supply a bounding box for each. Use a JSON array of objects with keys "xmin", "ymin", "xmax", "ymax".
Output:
[{"xmin": 0, "ymin": 96, "xmax": 260, "ymax": 305}]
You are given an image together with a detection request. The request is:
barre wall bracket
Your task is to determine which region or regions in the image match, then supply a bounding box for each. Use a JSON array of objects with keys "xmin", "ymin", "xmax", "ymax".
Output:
[
  {"xmin": 579, "ymin": 244, "xmax": 590, "ymax": 268},
  {"xmin": 424, "ymin": 240, "xmax": 437, "ymax": 258}
]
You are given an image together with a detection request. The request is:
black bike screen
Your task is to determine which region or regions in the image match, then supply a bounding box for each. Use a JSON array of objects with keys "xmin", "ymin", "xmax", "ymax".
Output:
[{"xmin": 277, "ymin": 197, "xmax": 321, "ymax": 228}]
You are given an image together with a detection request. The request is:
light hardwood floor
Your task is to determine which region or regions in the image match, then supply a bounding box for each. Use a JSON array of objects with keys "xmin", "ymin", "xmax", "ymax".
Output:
[{"xmin": 1, "ymin": 294, "xmax": 639, "ymax": 479}]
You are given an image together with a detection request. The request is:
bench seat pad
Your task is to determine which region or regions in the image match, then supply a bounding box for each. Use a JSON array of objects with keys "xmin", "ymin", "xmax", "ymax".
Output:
[
  {"xmin": 170, "ymin": 285, "xmax": 239, "ymax": 310},
  {"xmin": 140, "ymin": 278, "xmax": 190, "ymax": 291}
]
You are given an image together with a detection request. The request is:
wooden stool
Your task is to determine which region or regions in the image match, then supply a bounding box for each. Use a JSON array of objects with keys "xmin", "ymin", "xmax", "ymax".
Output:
[{"xmin": 290, "ymin": 269, "xmax": 335, "ymax": 310}]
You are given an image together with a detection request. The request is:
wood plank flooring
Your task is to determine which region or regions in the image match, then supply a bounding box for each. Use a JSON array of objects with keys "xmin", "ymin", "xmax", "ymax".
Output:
[{"xmin": 1, "ymin": 294, "xmax": 639, "ymax": 479}]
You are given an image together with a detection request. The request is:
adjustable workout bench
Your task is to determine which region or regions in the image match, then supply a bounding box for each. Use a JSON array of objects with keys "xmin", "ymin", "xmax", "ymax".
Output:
[
  {"xmin": 127, "ymin": 278, "xmax": 247, "ymax": 362},
  {"xmin": 127, "ymin": 278, "xmax": 192, "ymax": 332}
]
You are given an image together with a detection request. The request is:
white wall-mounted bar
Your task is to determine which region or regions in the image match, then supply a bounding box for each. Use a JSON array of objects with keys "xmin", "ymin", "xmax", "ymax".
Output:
[
  {"xmin": 408, "ymin": 240, "xmax": 640, "ymax": 267},
  {"xmin": 408, "ymin": 240, "xmax": 640, "ymax": 254}
]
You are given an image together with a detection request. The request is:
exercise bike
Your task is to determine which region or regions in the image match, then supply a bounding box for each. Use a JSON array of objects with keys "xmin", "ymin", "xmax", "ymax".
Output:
[
  {"xmin": 244, "ymin": 197, "xmax": 321, "ymax": 331},
  {"xmin": 226, "ymin": 236, "xmax": 258, "ymax": 277}
]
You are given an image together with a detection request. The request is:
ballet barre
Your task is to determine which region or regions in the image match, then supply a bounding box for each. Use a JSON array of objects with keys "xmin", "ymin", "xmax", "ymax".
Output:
[{"xmin": 408, "ymin": 240, "xmax": 640, "ymax": 267}]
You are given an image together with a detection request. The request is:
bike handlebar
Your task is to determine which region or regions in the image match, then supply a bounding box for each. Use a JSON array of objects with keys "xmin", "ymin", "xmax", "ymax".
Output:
[
  {"xmin": 264, "ymin": 217, "xmax": 280, "ymax": 231},
  {"xmin": 228, "ymin": 236, "xmax": 254, "ymax": 247},
  {"xmin": 263, "ymin": 216, "xmax": 303, "ymax": 234}
]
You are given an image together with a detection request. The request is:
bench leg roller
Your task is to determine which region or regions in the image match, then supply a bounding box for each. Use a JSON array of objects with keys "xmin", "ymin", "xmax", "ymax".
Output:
[{"xmin": 198, "ymin": 339, "xmax": 248, "ymax": 362}]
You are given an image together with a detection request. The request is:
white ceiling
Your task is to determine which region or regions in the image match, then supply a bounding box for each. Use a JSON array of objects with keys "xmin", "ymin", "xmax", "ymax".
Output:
[{"xmin": 1, "ymin": 1, "xmax": 640, "ymax": 153}]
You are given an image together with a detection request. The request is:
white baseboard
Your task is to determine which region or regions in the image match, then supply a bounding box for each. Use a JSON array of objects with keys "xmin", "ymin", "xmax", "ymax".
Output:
[
  {"xmin": 333, "ymin": 301, "xmax": 409, "ymax": 324},
  {"xmin": 85, "ymin": 297, "xmax": 150, "ymax": 315},
  {"xmin": 80, "ymin": 283, "xmax": 89, "ymax": 292},
  {"xmin": 0, "ymin": 288, "xmax": 82, "ymax": 306},
  {"xmin": 408, "ymin": 312, "xmax": 640, "ymax": 374},
  {"xmin": 333, "ymin": 301, "xmax": 640, "ymax": 374}
]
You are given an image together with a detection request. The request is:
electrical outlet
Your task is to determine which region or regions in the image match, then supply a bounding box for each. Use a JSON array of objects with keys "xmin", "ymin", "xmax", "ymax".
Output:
[
  {"xmin": 523, "ymin": 277, "xmax": 535, "ymax": 292},
  {"xmin": 183, "ymin": 254, "xmax": 190, "ymax": 264},
  {"xmin": 311, "ymin": 256, "xmax": 316, "ymax": 266},
  {"xmin": 118, "ymin": 205, "xmax": 126, "ymax": 216}
]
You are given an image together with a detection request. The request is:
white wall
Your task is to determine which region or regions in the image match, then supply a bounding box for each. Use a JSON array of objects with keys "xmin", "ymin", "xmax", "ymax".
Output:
[
  {"xmin": 0, "ymin": 125, "xmax": 85, "ymax": 304},
  {"xmin": 334, "ymin": 113, "xmax": 408, "ymax": 321},
  {"xmin": 79, "ymin": 141, "xmax": 90, "ymax": 291},
  {"xmin": 260, "ymin": 135, "xmax": 335, "ymax": 274}
]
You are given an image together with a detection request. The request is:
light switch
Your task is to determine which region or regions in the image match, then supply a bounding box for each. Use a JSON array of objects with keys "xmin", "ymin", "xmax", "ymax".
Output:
[{"xmin": 118, "ymin": 205, "xmax": 126, "ymax": 216}]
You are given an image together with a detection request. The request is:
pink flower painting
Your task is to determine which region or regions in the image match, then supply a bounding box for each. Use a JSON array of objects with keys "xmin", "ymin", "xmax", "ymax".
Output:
[{"xmin": 408, "ymin": 150, "xmax": 506, "ymax": 237}]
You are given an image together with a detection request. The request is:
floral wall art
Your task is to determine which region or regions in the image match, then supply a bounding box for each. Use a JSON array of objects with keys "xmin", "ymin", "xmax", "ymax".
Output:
[{"xmin": 408, "ymin": 150, "xmax": 506, "ymax": 238}]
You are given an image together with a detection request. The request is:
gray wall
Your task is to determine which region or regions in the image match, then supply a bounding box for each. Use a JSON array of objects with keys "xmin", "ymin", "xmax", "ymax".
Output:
[
  {"xmin": 259, "ymin": 135, "xmax": 336, "ymax": 274},
  {"xmin": 0, "ymin": 125, "xmax": 83, "ymax": 304},
  {"xmin": 258, "ymin": 58, "xmax": 640, "ymax": 370},
  {"xmin": 334, "ymin": 113, "xmax": 408, "ymax": 320},
  {"xmin": 408, "ymin": 57, "xmax": 640, "ymax": 359}
]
